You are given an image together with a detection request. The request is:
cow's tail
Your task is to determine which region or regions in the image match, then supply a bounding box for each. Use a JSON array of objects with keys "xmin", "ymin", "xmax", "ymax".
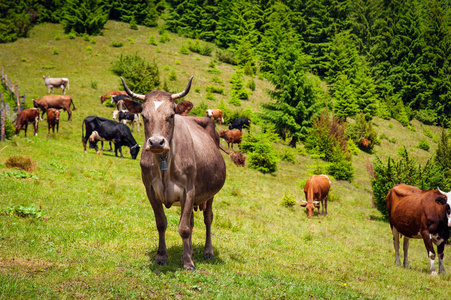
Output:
[
  {"xmin": 67, "ymin": 80, "xmax": 69, "ymax": 91},
  {"xmin": 71, "ymin": 98, "xmax": 77, "ymax": 111},
  {"xmin": 82, "ymin": 118, "xmax": 86, "ymax": 141}
]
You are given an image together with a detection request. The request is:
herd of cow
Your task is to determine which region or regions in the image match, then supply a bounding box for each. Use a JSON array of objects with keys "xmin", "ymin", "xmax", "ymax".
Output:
[{"xmin": 11, "ymin": 75, "xmax": 451, "ymax": 275}]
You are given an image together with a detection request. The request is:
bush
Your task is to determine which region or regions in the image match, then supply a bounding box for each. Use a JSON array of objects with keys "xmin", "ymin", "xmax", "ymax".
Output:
[
  {"xmin": 180, "ymin": 44, "xmax": 189, "ymax": 54},
  {"xmin": 189, "ymin": 101, "xmax": 208, "ymax": 117},
  {"xmin": 5, "ymin": 156, "xmax": 36, "ymax": 172},
  {"xmin": 216, "ymin": 49, "xmax": 236, "ymax": 65},
  {"xmin": 66, "ymin": 30, "xmax": 77, "ymax": 39},
  {"xmin": 248, "ymin": 143, "xmax": 278, "ymax": 173},
  {"xmin": 159, "ymin": 32, "xmax": 170, "ymax": 43},
  {"xmin": 280, "ymin": 193, "xmax": 296, "ymax": 208},
  {"xmin": 5, "ymin": 118, "xmax": 14, "ymax": 139},
  {"xmin": 168, "ymin": 70, "xmax": 177, "ymax": 81},
  {"xmin": 206, "ymin": 92, "xmax": 215, "ymax": 100},
  {"xmin": 112, "ymin": 41, "xmax": 123, "ymax": 48},
  {"xmin": 327, "ymin": 159, "xmax": 353, "ymax": 181},
  {"xmin": 423, "ymin": 129, "xmax": 433, "ymax": 138},
  {"xmin": 130, "ymin": 17, "xmax": 138, "ymax": 30},
  {"xmin": 206, "ymin": 85, "xmax": 224, "ymax": 94},
  {"xmin": 417, "ymin": 140, "xmax": 430, "ymax": 151},
  {"xmin": 148, "ymin": 36, "xmax": 157, "ymax": 46},
  {"xmin": 346, "ymin": 113, "xmax": 378, "ymax": 153},
  {"xmin": 279, "ymin": 148, "xmax": 296, "ymax": 164},
  {"xmin": 3, "ymin": 204, "xmax": 42, "ymax": 218},
  {"xmin": 369, "ymin": 150, "xmax": 445, "ymax": 220},
  {"xmin": 188, "ymin": 40, "xmax": 213, "ymax": 56},
  {"xmin": 52, "ymin": 49, "xmax": 59, "ymax": 55},
  {"xmin": 415, "ymin": 109, "xmax": 437, "ymax": 125},
  {"xmin": 111, "ymin": 54, "xmax": 160, "ymax": 94},
  {"xmin": 247, "ymin": 78, "xmax": 256, "ymax": 91}
]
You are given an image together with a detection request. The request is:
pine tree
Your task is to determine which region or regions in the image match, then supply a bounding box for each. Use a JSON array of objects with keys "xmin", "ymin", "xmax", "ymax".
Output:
[
  {"xmin": 354, "ymin": 66, "xmax": 378, "ymax": 120},
  {"xmin": 108, "ymin": 0, "xmax": 159, "ymax": 27},
  {"xmin": 261, "ymin": 42, "xmax": 325, "ymax": 147},
  {"xmin": 333, "ymin": 73, "xmax": 358, "ymax": 121},
  {"xmin": 61, "ymin": 0, "xmax": 108, "ymax": 35}
]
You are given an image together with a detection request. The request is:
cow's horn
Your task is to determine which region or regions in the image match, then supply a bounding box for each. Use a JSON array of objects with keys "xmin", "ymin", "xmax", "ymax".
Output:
[
  {"xmin": 120, "ymin": 77, "xmax": 145, "ymax": 101},
  {"xmin": 171, "ymin": 76, "xmax": 193, "ymax": 100},
  {"xmin": 313, "ymin": 201, "xmax": 320, "ymax": 204},
  {"xmin": 438, "ymin": 187, "xmax": 446, "ymax": 195}
]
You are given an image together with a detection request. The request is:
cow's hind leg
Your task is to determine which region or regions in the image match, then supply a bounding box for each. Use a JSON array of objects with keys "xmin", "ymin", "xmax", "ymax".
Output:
[
  {"xmin": 402, "ymin": 236, "xmax": 409, "ymax": 269},
  {"xmin": 392, "ymin": 227, "xmax": 401, "ymax": 266},
  {"xmin": 146, "ymin": 184, "xmax": 168, "ymax": 266},
  {"xmin": 437, "ymin": 243, "xmax": 446, "ymax": 275},
  {"xmin": 203, "ymin": 197, "xmax": 214, "ymax": 260},
  {"xmin": 179, "ymin": 188, "xmax": 195, "ymax": 270}
]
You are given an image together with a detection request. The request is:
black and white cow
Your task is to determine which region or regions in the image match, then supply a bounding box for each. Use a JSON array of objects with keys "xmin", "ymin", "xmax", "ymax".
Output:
[
  {"xmin": 228, "ymin": 118, "xmax": 251, "ymax": 132},
  {"xmin": 113, "ymin": 110, "xmax": 141, "ymax": 132},
  {"xmin": 82, "ymin": 116, "xmax": 140, "ymax": 159},
  {"xmin": 111, "ymin": 94, "xmax": 132, "ymax": 110}
]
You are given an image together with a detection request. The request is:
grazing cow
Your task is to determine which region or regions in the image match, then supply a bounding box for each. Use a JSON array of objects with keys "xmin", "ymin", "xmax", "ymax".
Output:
[
  {"xmin": 206, "ymin": 109, "xmax": 224, "ymax": 124},
  {"xmin": 120, "ymin": 75, "xmax": 226, "ymax": 270},
  {"xmin": 100, "ymin": 90, "xmax": 127, "ymax": 104},
  {"xmin": 175, "ymin": 100, "xmax": 194, "ymax": 116},
  {"xmin": 228, "ymin": 117, "xmax": 251, "ymax": 131},
  {"xmin": 46, "ymin": 108, "xmax": 60, "ymax": 133},
  {"xmin": 32, "ymin": 95, "xmax": 76, "ymax": 121},
  {"xmin": 301, "ymin": 175, "xmax": 331, "ymax": 218},
  {"xmin": 82, "ymin": 116, "xmax": 140, "ymax": 159},
  {"xmin": 219, "ymin": 129, "xmax": 242, "ymax": 149},
  {"xmin": 118, "ymin": 110, "xmax": 141, "ymax": 132},
  {"xmin": 386, "ymin": 184, "xmax": 451, "ymax": 275},
  {"xmin": 14, "ymin": 108, "xmax": 40, "ymax": 137},
  {"xmin": 43, "ymin": 76, "xmax": 69, "ymax": 94}
]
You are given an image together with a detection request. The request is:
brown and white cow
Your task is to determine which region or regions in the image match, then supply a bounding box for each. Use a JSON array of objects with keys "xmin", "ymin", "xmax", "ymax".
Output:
[
  {"xmin": 100, "ymin": 90, "xmax": 127, "ymax": 104},
  {"xmin": 43, "ymin": 76, "xmax": 69, "ymax": 94},
  {"xmin": 301, "ymin": 175, "xmax": 331, "ymax": 218},
  {"xmin": 14, "ymin": 108, "xmax": 40, "ymax": 137},
  {"xmin": 206, "ymin": 109, "xmax": 224, "ymax": 124},
  {"xmin": 32, "ymin": 95, "xmax": 76, "ymax": 121},
  {"xmin": 121, "ymin": 75, "xmax": 226, "ymax": 270},
  {"xmin": 386, "ymin": 184, "xmax": 451, "ymax": 275},
  {"xmin": 46, "ymin": 108, "xmax": 60, "ymax": 133},
  {"xmin": 219, "ymin": 129, "xmax": 242, "ymax": 149}
]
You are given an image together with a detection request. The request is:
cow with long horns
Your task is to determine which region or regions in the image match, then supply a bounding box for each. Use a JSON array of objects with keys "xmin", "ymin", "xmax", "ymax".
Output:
[{"xmin": 120, "ymin": 76, "xmax": 226, "ymax": 270}]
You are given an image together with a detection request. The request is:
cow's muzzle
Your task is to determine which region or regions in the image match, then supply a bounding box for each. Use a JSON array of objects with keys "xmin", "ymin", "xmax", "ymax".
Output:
[{"xmin": 146, "ymin": 136, "xmax": 167, "ymax": 153}]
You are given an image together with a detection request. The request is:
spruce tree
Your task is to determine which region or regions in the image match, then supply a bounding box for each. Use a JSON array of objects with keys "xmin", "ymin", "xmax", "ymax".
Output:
[
  {"xmin": 61, "ymin": 0, "xmax": 108, "ymax": 35},
  {"xmin": 333, "ymin": 73, "xmax": 358, "ymax": 121}
]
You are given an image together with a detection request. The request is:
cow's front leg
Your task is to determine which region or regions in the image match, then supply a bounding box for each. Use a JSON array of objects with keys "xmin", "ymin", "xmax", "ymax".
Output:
[
  {"xmin": 324, "ymin": 196, "xmax": 328, "ymax": 216},
  {"xmin": 421, "ymin": 230, "xmax": 437, "ymax": 275},
  {"xmin": 203, "ymin": 197, "xmax": 214, "ymax": 260},
  {"xmin": 180, "ymin": 188, "xmax": 195, "ymax": 270},
  {"xmin": 392, "ymin": 227, "xmax": 401, "ymax": 266},
  {"xmin": 437, "ymin": 243, "xmax": 446, "ymax": 275},
  {"xmin": 402, "ymin": 236, "xmax": 409, "ymax": 268},
  {"xmin": 146, "ymin": 184, "xmax": 168, "ymax": 265}
]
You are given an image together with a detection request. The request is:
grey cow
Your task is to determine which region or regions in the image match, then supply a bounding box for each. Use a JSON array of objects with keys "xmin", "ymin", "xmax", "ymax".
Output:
[{"xmin": 43, "ymin": 76, "xmax": 70, "ymax": 94}]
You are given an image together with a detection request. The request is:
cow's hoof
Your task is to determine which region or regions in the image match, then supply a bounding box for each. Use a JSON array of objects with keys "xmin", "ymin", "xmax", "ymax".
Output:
[
  {"xmin": 155, "ymin": 259, "xmax": 167, "ymax": 266},
  {"xmin": 204, "ymin": 253, "xmax": 214, "ymax": 260},
  {"xmin": 183, "ymin": 265, "xmax": 196, "ymax": 271},
  {"xmin": 431, "ymin": 271, "xmax": 438, "ymax": 276}
]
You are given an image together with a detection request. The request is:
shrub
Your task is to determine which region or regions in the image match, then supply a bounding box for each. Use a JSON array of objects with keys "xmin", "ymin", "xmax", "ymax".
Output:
[
  {"xmin": 346, "ymin": 113, "xmax": 378, "ymax": 153},
  {"xmin": 159, "ymin": 32, "xmax": 170, "ymax": 43},
  {"xmin": 90, "ymin": 38, "xmax": 96, "ymax": 44},
  {"xmin": 55, "ymin": 34, "xmax": 61, "ymax": 40},
  {"xmin": 207, "ymin": 67, "xmax": 221, "ymax": 74},
  {"xmin": 211, "ymin": 76, "xmax": 223, "ymax": 85},
  {"xmin": 247, "ymin": 78, "xmax": 256, "ymax": 91},
  {"xmin": 130, "ymin": 17, "xmax": 138, "ymax": 30},
  {"xmin": 91, "ymin": 81, "xmax": 97, "ymax": 89},
  {"xmin": 168, "ymin": 70, "xmax": 177, "ymax": 81},
  {"xmin": 216, "ymin": 49, "xmax": 236, "ymax": 65},
  {"xmin": 369, "ymin": 150, "xmax": 444, "ymax": 220},
  {"xmin": 188, "ymin": 40, "xmax": 213, "ymax": 56},
  {"xmin": 127, "ymin": 38, "xmax": 135, "ymax": 44},
  {"xmin": 175, "ymin": 59, "xmax": 181, "ymax": 65},
  {"xmin": 279, "ymin": 148, "xmax": 296, "ymax": 164},
  {"xmin": 180, "ymin": 44, "xmax": 189, "ymax": 54},
  {"xmin": 83, "ymin": 33, "xmax": 90, "ymax": 41},
  {"xmin": 327, "ymin": 159, "xmax": 353, "ymax": 181},
  {"xmin": 86, "ymin": 46, "xmax": 92, "ymax": 54},
  {"xmin": 206, "ymin": 85, "xmax": 224, "ymax": 94},
  {"xmin": 3, "ymin": 204, "xmax": 42, "ymax": 218},
  {"xmin": 189, "ymin": 101, "xmax": 208, "ymax": 117},
  {"xmin": 194, "ymin": 87, "xmax": 201, "ymax": 93},
  {"xmin": 4, "ymin": 118, "xmax": 13, "ymax": 139},
  {"xmin": 112, "ymin": 41, "xmax": 123, "ymax": 47},
  {"xmin": 415, "ymin": 109, "xmax": 437, "ymax": 125},
  {"xmin": 53, "ymin": 49, "xmax": 59, "ymax": 55},
  {"xmin": 111, "ymin": 54, "xmax": 160, "ymax": 94},
  {"xmin": 280, "ymin": 193, "xmax": 296, "ymax": 208},
  {"xmin": 388, "ymin": 122, "xmax": 393, "ymax": 129},
  {"xmin": 148, "ymin": 36, "xmax": 157, "ymax": 46},
  {"xmin": 228, "ymin": 97, "xmax": 241, "ymax": 106},
  {"xmin": 66, "ymin": 30, "xmax": 77, "ymax": 39},
  {"xmin": 248, "ymin": 143, "xmax": 278, "ymax": 173},
  {"xmin": 206, "ymin": 92, "xmax": 215, "ymax": 100},
  {"xmin": 5, "ymin": 156, "xmax": 36, "ymax": 172},
  {"xmin": 424, "ymin": 129, "xmax": 433, "ymax": 138},
  {"xmin": 417, "ymin": 140, "xmax": 430, "ymax": 151}
]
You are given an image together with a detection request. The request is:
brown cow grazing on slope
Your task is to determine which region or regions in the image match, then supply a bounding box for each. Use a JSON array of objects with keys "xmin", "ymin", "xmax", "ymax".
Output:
[
  {"xmin": 100, "ymin": 90, "xmax": 127, "ymax": 104},
  {"xmin": 33, "ymin": 95, "xmax": 76, "ymax": 121},
  {"xmin": 206, "ymin": 109, "xmax": 224, "ymax": 124},
  {"xmin": 301, "ymin": 175, "xmax": 331, "ymax": 218},
  {"xmin": 47, "ymin": 108, "xmax": 60, "ymax": 133},
  {"xmin": 386, "ymin": 184, "xmax": 451, "ymax": 275},
  {"xmin": 219, "ymin": 129, "xmax": 242, "ymax": 149},
  {"xmin": 43, "ymin": 76, "xmax": 69, "ymax": 94},
  {"xmin": 14, "ymin": 108, "xmax": 40, "ymax": 137},
  {"xmin": 121, "ymin": 75, "xmax": 226, "ymax": 271}
]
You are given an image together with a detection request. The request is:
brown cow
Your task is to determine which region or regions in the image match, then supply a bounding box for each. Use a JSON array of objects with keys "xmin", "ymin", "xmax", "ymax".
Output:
[
  {"xmin": 47, "ymin": 108, "xmax": 60, "ymax": 133},
  {"xmin": 176, "ymin": 100, "xmax": 194, "ymax": 116},
  {"xmin": 14, "ymin": 108, "xmax": 40, "ymax": 137},
  {"xmin": 206, "ymin": 109, "xmax": 224, "ymax": 124},
  {"xmin": 32, "ymin": 95, "xmax": 76, "ymax": 121},
  {"xmin": 386, "ymin": 184, "xmax": 451, "ymax": 275},
  {"xmin": 301, "ymin": 175, "xmax": 331, "ymax": 218},
  {"xmin": 121, "ymin": 76, "xmax": 226, "ymax": 270},
  {"xmin": 100, "ymin": 90, "xmax": 127, "ymax": 104},
  {"xmin": 219, "ymin": 129, "xmax": 242, "ymax": 149}
]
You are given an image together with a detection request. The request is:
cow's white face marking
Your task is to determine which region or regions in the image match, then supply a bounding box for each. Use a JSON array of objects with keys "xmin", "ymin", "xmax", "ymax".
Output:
[{"xmin": 154, "ymin": 101, "xmax": 164, "ymax": 111}]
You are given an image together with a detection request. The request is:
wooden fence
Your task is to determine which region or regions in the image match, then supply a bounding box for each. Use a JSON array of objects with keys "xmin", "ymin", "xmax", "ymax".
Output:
[{"xmin": 0, "ymin": 66, "xmax": 27, "ymax": 141}]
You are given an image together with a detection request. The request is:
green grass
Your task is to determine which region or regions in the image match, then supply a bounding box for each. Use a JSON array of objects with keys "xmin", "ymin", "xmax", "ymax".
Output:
[{"xmin": 0, "ymin": 21, "xmax": 450, "ymax": 299}]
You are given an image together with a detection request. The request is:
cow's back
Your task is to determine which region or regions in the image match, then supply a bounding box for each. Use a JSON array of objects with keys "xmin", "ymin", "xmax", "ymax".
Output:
[
  {"xmin": 38, "ymin": 95, "xmax": 72, "ymax": 107},
  {"xmin": 307, "ymin": 175, "xmax": 330, "ymax": 200}
]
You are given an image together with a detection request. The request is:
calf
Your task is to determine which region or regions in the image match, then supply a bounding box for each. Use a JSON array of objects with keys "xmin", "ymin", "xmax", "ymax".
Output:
[
  {"xmin": 301, "ymin": 175, "xmax": 331, "ymax": 218},
  {"xmin": 14, "ymin": 108, "xmax": 40, "ymax": 137},
  {"xmin": 82, "ymin": 116, "xmax": 140, "ymax": 159},
  {"xmin": 228, "ymin": 117, "xmax": 251, "ymax": 131},
  {"xmin": 46, "ymin": 108, "xmax": 60, "ymax": 133},
  {"xmin": 206, "ymin": 109, "xmax": 224, "ymax": 124},
  {"xmin": 219, "ymin": 129, "xmax": 242, "ymax": 149},
  {"xmin": 386, "ymin": 184, "xmax": 451, "ymax": 275}
]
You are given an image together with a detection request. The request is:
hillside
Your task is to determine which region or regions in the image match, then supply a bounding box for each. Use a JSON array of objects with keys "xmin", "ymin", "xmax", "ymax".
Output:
[{"xmin": 0, "ymin": 21, "xmax": 450, "ymax": 299}]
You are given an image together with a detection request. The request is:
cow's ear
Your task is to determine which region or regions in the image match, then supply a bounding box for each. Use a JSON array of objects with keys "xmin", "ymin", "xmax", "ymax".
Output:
[
  {"xmin": 122, "ymin": 98, "xmax": 142, "ymax": 114},
  {"xmin": 176, "ymin": 101, "xmax": 193, "ymax": 115},
  {"xmin": 435, "ymin": 196, "xmax": 447, "ymax": 205},
  {"xmin": 300, "ymin": 202, "xmax": 307, "ymax": 207}
]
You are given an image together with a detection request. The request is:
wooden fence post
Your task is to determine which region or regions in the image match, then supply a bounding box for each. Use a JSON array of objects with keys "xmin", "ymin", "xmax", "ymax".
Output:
[{"xmin": 1, "ymin": 93, "xmax": 5, "ymax": 142}]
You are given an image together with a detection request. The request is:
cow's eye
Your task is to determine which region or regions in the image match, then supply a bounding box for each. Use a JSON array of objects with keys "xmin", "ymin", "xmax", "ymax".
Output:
[{"xmin": 168, "ymin": 113, "xmax": 175, "ymax": 120}]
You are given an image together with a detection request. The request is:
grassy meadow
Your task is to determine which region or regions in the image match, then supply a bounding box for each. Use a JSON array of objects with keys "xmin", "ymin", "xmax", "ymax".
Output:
[{"xmin": 0, "ymin": 21, "xmax": 450, "ymax": 299}]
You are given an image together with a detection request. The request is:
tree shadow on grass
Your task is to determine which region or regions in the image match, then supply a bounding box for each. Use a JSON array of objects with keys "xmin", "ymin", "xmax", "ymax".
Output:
[{"xmin": 144, "ymin": 243, "xmax": 225, "ymax": 274}]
